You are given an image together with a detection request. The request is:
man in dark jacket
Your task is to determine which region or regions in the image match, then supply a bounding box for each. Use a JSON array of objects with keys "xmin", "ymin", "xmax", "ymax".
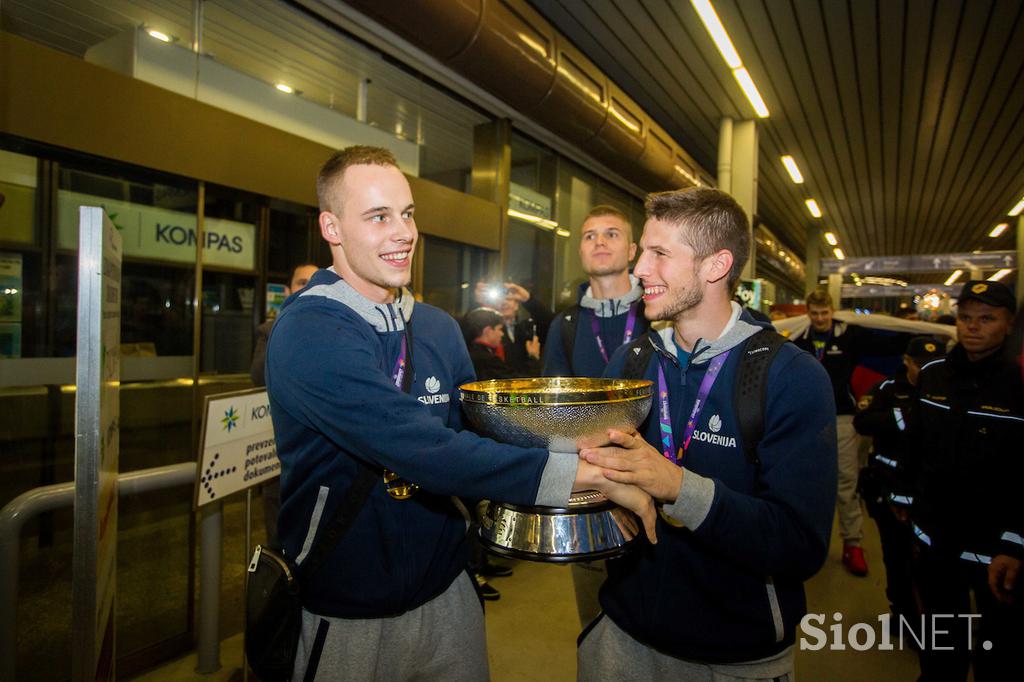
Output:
[
  {"xmin": 475, "ymin": 280, "xmax": 551, "ymax": 376},
  {"xmin": 578, "ymin": 187, "xmax": 836, "ymax": 679},
  {"xmin": 541, "ymin": 204, "xmax": 648, "ymax": 626},
  {"xmin": 543, "ymin": 204, "xmax": 647, "ymax": 379},
  {"xmin": 266, "ymin": 145, "xmax": 655, "ymax": 681},
  {"xmin": 462, "ymin": 306, "xmax": 540, "ymax": 380},
  {"xmin": 853, "ymin": 335, "xmax": 945, "ymax": 618},
  {"xmin": 909, "ymin": 280, "xmax": 1022, "ymax": 680},
  {"xmin": 249, "ymin": 261, "xmax": 318, "ymax": 547},
  {"xmin": 791, "ymin": 290, "xmax": 909, "ymax": 576}
]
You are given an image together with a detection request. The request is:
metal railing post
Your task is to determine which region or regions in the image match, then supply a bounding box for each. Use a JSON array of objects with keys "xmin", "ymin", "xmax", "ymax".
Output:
[
  {"xmin": 0, "ymin": 462, "xmax": 196, "ymax": 682},
  {"xmin": 195, "ymin": 501, "xmax": 223, "ymax": 674}
]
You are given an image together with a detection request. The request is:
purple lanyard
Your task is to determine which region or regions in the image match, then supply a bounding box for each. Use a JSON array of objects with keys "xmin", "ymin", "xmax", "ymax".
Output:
[
  {"xmin": 391, "ymin": 335, "xmax": 408, "ymax": 388},
  {"xmin": 590, "ymin": 302, "xmax": 639, "ymax": 363},
  {"xmin": 656, "ymin": 350, "xmax": 730, "ymax": 463}
]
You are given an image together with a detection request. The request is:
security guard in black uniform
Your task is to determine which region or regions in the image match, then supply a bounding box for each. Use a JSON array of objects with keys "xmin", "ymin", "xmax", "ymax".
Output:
[
  {"xmin": 854, "ymin": 336, "xmax": 945, "ymax": 618},
  {"xmin": 909, "ymin": 280, "xmax": 1022, "ymax": 681}
]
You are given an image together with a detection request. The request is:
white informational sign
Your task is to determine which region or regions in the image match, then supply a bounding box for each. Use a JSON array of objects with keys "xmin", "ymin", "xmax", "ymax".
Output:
[
  {"xmin": 195, "ymin": 388, "xmax": 279, "ymax": 508},
  {"xmin": 72, "ymin": 206, "xmax": 121, "ymax": 682},
  {"xmin": 57, "ymin": 189, "xmax": 256, "ymax": 270}
]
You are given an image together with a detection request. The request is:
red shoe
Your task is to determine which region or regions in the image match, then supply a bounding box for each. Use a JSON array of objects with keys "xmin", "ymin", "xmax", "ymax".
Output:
[{"xmin": 842, "ymin": 544, "xmax": 868, "ymax": 576}]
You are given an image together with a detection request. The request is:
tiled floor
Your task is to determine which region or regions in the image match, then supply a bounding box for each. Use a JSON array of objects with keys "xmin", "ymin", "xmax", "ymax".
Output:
[{"xmin": 133, "ymin": 515, "xmax": 922, "ymax": 681}]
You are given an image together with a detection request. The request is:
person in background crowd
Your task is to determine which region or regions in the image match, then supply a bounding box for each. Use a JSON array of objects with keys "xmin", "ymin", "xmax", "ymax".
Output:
[
  {"xmin": 250, "ymin": 261, "xmax": 318, "ymax": 548},
  {"xmin": 458, "ymin": 305, "xmax": 526, "ymax": 600},
  {"xmin": 474, "ymin": 280, "xmax": 551, "ymax": 376},
  {"xmin": 543, "ymin": 204, "xmax": 647, "ymax": 379},
  {"xmin": 791, "ymin": 289, "xmax": 910, "ymax": 576},
  {"xmin": 579, "ymin": 187, "xmax": 836, "ymax": 681},
  {"xmin": 463, "ymin": 306, "xmax": 539, "ymax": 380},
  {"xmin": 853, "ymin": 335, "xmax": 945, "ymax": 619},
  {"xmin": 540, "ymin": 204, "xmax": 648, "ymax": 627},
  {"xmin": 908, "ymin": 280, "xmax": 1022, "ymax": 681},
  {"xmin": 266, "ymin": 145, "xmax": 655, "ymax": 681}
]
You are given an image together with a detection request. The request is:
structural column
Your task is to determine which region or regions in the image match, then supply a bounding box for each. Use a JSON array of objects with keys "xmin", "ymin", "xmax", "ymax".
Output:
[
  {"xmin": 717, "ymin": 117, "xmax": 758, "ymax": 279},
  {"xmin": 805, "ymin": 224, "xmax": 822, "ymax": 294},
  {"xmin": 471, "ymin": 119, "xmax": 512, "ymax": 276},
  {"xmin": 1017, "ymin": 215, "xmax": 1024, "ymax": 306}
]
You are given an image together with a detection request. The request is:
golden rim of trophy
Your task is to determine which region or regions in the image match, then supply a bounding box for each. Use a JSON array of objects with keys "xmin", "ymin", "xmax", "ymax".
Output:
[{"xmin": 459, "ymin": 377, "xmax": 653, "ymax": 407}]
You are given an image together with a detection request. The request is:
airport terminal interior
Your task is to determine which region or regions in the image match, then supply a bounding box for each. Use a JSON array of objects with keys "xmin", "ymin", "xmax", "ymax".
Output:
[{"xmin": 0, "ymin": 0, "xmax": 1022, "ymax": 680}]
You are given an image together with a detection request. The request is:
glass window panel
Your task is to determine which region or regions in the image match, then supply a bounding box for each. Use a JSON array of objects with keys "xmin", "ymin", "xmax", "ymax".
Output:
[
  {"xmin": 268, "ymin": 200, "xmax": 316, "ymax": 278},
  {"xmin": 421, "ymin": 236, "xmax": 490, "ymax": 316}
]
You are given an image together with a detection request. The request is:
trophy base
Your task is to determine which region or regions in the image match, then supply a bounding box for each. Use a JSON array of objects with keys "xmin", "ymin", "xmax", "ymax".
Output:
[{"xmin": 479, "ymin": 492, "xmax": 635, "ymax": 563}]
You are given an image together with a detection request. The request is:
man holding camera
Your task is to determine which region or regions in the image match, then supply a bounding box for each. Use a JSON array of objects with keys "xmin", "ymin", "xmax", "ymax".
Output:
[{"xmin": 474, "ymin": 281, "xmax": 550, "ymax": 376}]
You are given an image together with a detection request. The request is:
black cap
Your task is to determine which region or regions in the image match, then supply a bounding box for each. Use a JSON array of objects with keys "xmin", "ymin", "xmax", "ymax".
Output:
[
  {"xmin": 957, "ymin": 280, "xmax": 1015, "ymax": 311},
  {"xmin": 905, "ymin": 336, "xmax": 945, "ymax": 361}
]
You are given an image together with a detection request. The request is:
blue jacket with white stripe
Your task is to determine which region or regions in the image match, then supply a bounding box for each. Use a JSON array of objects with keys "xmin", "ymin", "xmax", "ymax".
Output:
[
  {"xmin": 598, "ymin": 304, "xmax": 837, "ymax": 664},
  {"xmin": 266, "ymin": 269, "xmax": 576, "ymax": 618},
  {"xmin": 911, "ymin": 343, "xmax": 1024, "ymax": 560}
]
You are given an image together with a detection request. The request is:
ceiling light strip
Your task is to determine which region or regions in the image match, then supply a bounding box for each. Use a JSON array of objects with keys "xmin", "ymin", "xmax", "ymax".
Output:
[
  {"xmin": 824, "ymin": 231, "xmax": 838, "ymax": 246},
  {"xmin": 944, "ymin": 269, "xmax": 963, "ymax": 286},
  {"xmin": 780, "ymin": 156, "xmax": 804, "ymax": 184},
  {"xmin": 805, "ymin": 199, "xmax": 822, "ymax": 218},
  {"xmin": 1008, "ymin": 197, "xmax": 1024, "ymax": 217},
  {"xmin": 691, "ymin": 0, "xmax": 769, "ymax": 118},
  {"xmin": 989, "ymin": 223, "xmax": 1008, "ymax": 238},
  {"xmin": 988, "ymin": 269, "xmax": 1012, "ymax": 281}
]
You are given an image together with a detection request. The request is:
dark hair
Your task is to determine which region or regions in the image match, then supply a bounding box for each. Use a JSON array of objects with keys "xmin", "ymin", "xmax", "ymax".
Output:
[
  {"xmin": 806, "ymin": 289, "xmax": 833, "ymax": 309},
  {"xmin": 461, "ymin": 307, "xmax": 503, "ymax": 345},
  {"xmin": 317, "ymin": 145, "xmax": 399, "ymax": 212},
  {"xmin": 644, "ymin": 187, "xmax": 750, "ymax": 289}
]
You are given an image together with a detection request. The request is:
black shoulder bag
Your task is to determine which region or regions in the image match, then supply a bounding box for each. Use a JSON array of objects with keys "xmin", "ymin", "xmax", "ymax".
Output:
[{"xmin": 245, "ymin": 320, "xmax": 415, "ymax": 681}]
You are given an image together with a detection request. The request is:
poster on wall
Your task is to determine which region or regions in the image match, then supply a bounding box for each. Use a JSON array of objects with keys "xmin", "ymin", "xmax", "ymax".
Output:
[{"xmin": 265, "ymin": 283, "xmax": 287, "ymax": 319}]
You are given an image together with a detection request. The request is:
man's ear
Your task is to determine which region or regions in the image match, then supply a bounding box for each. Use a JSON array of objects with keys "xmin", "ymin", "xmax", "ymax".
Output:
[
  {"xmin": 702, "ymin": 249, "xmax": 734, "ymax": 284},
  {"xmin": 319, "ymin": 211, "xmax": 342, "ymax": 246},
  {"xmin": 628, "ymin": 241, "xmax": 638, "ymax": 262}
]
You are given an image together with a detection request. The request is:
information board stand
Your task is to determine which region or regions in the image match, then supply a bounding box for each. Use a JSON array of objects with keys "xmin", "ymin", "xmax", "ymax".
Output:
[
  {"xmin": 195, "ymin": 387, "xmax": 280, "ymax": 681},
  {"xmin": 72, "ymin": 207, "xmax": 121, "ymax": 682}
]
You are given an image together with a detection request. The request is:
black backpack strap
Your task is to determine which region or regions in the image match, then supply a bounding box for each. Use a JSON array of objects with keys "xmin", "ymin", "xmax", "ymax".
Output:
[
  {"xmin": 560, "ymin": 305, "xmax": 580, "ymax": 375},
  {"xmin": 734, "ymin": 329, "xmax": 788, "ymax": 466},
  {"xmin": 622, "ymin": 336, "xmax": 656, "ymax": 380},
  {"xmin": 298, "ymin": 318, "xmax": 417, "ymax": 582}
]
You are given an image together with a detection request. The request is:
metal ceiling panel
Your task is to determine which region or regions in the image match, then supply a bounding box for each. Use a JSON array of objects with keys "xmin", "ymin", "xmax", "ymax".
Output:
[{"xmin": 531, "ymin": 0, "xmax": 1024, "ymax": 266}]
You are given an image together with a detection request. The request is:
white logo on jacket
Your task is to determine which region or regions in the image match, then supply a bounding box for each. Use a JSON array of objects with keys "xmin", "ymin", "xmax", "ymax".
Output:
[
  {"xmin": 692, "ymin": 414, "xmax": 737, "ymax": 448},
  {"xmin": 418, "ymin": 376, "xmax": 449, "ymax": 405}
]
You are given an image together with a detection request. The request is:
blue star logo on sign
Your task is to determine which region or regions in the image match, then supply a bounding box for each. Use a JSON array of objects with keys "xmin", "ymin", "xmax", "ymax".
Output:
[{"xmin": 221, "ymin": 406, "xmax": 239, "ymax": 432}]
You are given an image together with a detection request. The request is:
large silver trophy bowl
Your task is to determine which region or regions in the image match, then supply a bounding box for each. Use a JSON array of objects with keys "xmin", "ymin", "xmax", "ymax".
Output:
[{"xmin": 460, "ymin": 377, "xmax": 653, "ymax": 563}]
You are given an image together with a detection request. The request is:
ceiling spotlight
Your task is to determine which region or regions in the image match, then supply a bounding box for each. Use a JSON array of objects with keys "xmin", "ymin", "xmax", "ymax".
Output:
[
  {"xmin": 833, "ymin": 247, "xmax": 845, "ymax": 260},
  {"xmin": 1008, "ymin": 197, "xmax": 1024, "ymax": 217},
  {"xmin": 275, "ymin": 83, "xmax": 295, "ymax": 94},
  {"xmin": 780, "ymin": 156, "xmax": 804, "ymax": 184},
  {"xmin": 944, "ymin": 269, "xmax": 963, "ymax": 286},
  {"xmin": 147, "ymin": 29, "xmax": 172, "ymax": 43},
  {"xmin": 806, "ymin": 199, "xmax": 822, "ymax": 218},
  {"xmin": 989, "ymin": 223, "xmax": 1008, "ymax": 238},
  {"xmin": 824, "ymin": 231, "xmax": 838, "ymax": 246}
]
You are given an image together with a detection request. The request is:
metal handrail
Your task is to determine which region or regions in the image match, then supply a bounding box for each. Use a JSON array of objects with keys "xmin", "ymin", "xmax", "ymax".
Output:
[{"xmin": 0, "ymin": 462, "xmax": 198, "ymax": 682}]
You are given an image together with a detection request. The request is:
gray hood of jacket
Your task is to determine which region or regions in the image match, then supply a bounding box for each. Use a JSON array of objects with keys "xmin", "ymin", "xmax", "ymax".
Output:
[
  {"xmin": 300, "ymin": 267, "xmax": 414, "ymax": 332},
  {"xmin": 579, "ymin": 274, "xmax": 643, "ymax": 318},
  {"xmin": 656, "ymin": 302, "xmax": 766, "ymax": 365}
]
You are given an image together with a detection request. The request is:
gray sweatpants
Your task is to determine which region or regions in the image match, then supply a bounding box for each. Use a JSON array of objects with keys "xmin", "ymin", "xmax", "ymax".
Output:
[
  {"xmin": 836, "ymin": 415, "xmax": 865, "ymax": 545},
  {"xmin": 578, "ymin": 615, "xmax": 794, "ymax": 681},
  {"xmin": 293, "ymin": 571, "xmax": 488, "ymax": 682}
]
